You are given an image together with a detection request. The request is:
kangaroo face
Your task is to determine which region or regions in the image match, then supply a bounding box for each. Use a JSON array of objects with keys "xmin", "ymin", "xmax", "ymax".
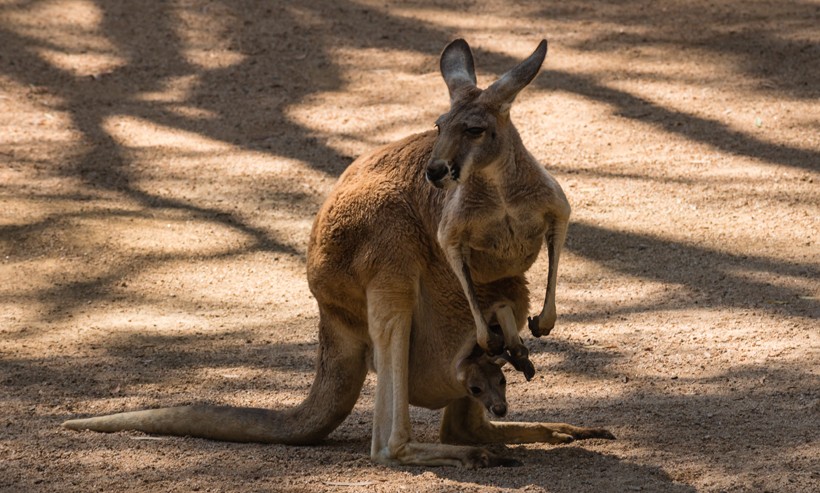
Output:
[
  {"xmin": 425, "ymin": 39, "xmax": 546, "ymax": 190},
  {"xmin": 457, "ymin": 354, "xmax": 508, "ymax": 417},
  {"xmin": 426, "ymin": 94, "xmax": 507, "ymax": 189}
]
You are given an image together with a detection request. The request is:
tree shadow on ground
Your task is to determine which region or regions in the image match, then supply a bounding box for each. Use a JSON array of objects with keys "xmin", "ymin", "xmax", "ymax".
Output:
[
  {"xmin": 1, "ymin": 0, "xmax": 817, "ymax": 327},
  {"xmin": 539, "ymin": 0, "xmax": 820, "ymax": 100},
  {"xmin": 1, "ymin": 2, "xmax": 818, "ymax": 489},
  {"xmin": 2, "ymin": 311, "xmax": 816, "ymax": 490},
  {"xmin": 430, "ymin": 447, "xmax": 696, "ymax": 492},
  {"xmin": 0, "ymin": 327, "xmax": 317, "ymax": 402},
  {"xmin": 566, "ymin": 221, "xmax": 819, "ymax": 320}
]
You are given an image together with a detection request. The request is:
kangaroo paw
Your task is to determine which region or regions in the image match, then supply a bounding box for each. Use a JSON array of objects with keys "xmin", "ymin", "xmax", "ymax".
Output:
[
  {"xmin": 506, "ymin": 345, "xmax": 535, "ymax": 381},
  {"xmin": 528, "ymin": 315, "xmax": 552, "ymax": 337},
  {"xmin": 508, "ymin": 354, "xmax": 536, "ymax": 381}
]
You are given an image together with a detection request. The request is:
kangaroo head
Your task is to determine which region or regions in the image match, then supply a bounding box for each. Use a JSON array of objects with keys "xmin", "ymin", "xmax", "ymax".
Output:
[
  {"xmin": 425, "ymin": 39, "xmax": 548, "ymax": 189},
  {"xmin": 457, "ymin": 349, "xmax": 509, "ymax": 417}
]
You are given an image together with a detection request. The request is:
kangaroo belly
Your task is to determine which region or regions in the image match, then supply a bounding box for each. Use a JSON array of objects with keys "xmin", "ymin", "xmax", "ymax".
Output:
[
  {"xmin": 465, "ymin": 210, "xmax": 546, "ymax": 283},
  {"xmin": 468, "ymin": 235, "xmax": 543, "ymax": 283}
]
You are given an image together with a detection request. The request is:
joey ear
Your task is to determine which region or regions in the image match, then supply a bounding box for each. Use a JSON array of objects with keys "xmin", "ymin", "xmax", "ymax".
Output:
[
  {"xmin": 455, "ymin": 358, "xmax": 469, "ymax": 383},
  {"xmin": 481, "ymin": 39, "xmax": 547, "ymax": 112},
  {"xmin": 440, "ymin": 39, "xmax": 477, "ymax": 103}
]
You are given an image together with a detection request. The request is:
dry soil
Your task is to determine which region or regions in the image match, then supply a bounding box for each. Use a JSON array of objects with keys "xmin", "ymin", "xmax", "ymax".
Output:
[{"xmin": 1, "ymin": 1, "xmax": 818, "ymax": 492}]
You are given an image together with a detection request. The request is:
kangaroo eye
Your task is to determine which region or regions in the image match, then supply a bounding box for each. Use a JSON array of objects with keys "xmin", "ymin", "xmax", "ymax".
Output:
[
  {"xmin": 499, "ymin": 378, "xmax": 506, "ymax": 386},
  {"xmin": 434, "ymin": 123, "xmax": 440, "ymax": 134},
  {"xmin": 469, "ymin": 386, "xmax": 482, "ymax": 395},
  {"xmin": 465, "ymin": 127, "xmax": 485, "ymax": 137}
]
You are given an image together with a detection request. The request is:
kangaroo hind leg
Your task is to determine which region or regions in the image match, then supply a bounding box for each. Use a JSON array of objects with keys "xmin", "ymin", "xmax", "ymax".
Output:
[{"xmin": 366, "ymin": 280, "xmax": 507, "ymax": 467}]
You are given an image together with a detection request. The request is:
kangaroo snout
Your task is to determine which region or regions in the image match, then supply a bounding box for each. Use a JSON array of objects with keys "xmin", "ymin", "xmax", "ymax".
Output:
[
  {"xmin": 491, "ymin": 403, "xmax": 507, "ymax": 417},
  {"xmin": 426, "ymin": 159, "xmax": 450, "ymax": 185}
]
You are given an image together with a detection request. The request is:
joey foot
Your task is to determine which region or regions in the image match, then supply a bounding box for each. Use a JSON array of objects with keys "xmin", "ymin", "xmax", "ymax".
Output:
[
  {"xmin": 488, "ymin": 324, "xmax": 536, "ymax": 380},
  {"xmin": 506, "ymin": 344, "xmax": 535, "ymax": 381},
  {"xmin": 575, "ymin": 428, "xmax": 616, "ymax": 440}
]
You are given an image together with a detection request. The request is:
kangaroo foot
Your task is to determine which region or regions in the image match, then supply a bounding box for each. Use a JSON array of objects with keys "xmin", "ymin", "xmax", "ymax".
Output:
[
  {"xmin": 572, "ymin": 427, "xmax": 616, "ymax": 440},
  {"xmin": 528, "ymin": 315, "xmax": 553, "ymax": 337},
  {"xmin": 506, "ymin": 345, "xmax": 536, "ymax": 381}
]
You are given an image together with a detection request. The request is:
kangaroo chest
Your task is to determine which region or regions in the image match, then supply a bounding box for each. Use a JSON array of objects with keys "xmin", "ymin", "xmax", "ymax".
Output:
[
  {"xmin": 468, "ymin": 206, "xmax": 547, "ymax": 282},
  {"xmin": 444, "ymin": 181, "xmax": 550, "ymax": 283}
]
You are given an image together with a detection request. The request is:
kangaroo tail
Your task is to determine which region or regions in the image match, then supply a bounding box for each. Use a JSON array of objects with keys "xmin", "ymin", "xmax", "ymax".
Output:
[{"xmin": 63, "ymin": 313, "xmax": 368, "ymax": 445}]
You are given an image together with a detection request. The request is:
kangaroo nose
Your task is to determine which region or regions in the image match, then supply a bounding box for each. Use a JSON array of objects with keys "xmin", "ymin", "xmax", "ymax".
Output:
[
  {"xmin": 491, "ymin": 403, "xmax": 507, "ymax": 417},
  {"xmin": 425, "ymin": 160, "xmax": 449, "ymax": 183}
]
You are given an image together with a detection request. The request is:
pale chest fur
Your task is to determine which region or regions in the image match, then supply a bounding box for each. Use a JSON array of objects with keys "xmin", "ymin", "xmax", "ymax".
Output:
[{"xmin": 439, "ymin": 167, "xmax": 555, "ymax": 284}]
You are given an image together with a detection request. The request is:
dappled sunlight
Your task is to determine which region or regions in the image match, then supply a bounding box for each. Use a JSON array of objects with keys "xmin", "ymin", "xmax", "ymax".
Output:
[
  {"xmin": 173, "ymin": 0, "xmax": 247, "ymax": 69},
  {"xmin": 123, "ymin": 252, "xmax": 311, "ymax": 312},
  {"xmin": 284, "ymin": 47, "xmax": 444, "ymax": 155},
  {"xmin": 389, "ymin": 5, "xmax": 522, "ymax": 37},
  {"xmin": 284, "ymin": 96, "xmax": 438, "ymax": 153},
  {"xmin": 84, "ymin": 214, "xmax": 250, "ymax": 256},
  {"xmin": 0, "ymin": 255, "xmax": 120, "ymax": 334},
  {"xmin": 0, "ymin": 76, "xmax": 82, "ymax": 171},
  {"xmin": 4, "ymin": 0, "xmax": 126, "ymax": 77},
  {"xmin": 182, "ymin": 48, "xmax": 246, "ymax": 71},
  {"xmin": 35, "ymin": 47, "xmax": 125, "ymax": 78},
  {"xmin": 103, "ymin": 114, "xmax": 235, "ymax": 152},
  {"xmin": 1, "ymin": 0, "xmax": 817, "ymax": 490},
  {"xmin": 724, "ymin": 266, "xmax": 818, "ymax": 301},
  {"xmin": 102, "ymin": 114, "xmax": 326, "ymax": 178}
]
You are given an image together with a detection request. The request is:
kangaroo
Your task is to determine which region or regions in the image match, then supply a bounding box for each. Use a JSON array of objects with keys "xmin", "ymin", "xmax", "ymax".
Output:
[
  {"xmin": 63, "ymin": 39, "xmax": 614, "ymax": 467},
  {"xmin": 457, "ymin": 345, "xmax": 510, "ymax": 418}
]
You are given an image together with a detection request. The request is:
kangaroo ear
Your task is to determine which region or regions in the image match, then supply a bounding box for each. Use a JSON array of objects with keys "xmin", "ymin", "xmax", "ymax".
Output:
[
  {"xmin": 481, "ymin": 40, "xmax": 547, "ymax": 113},
  {"xmin": 440, "ymin": 39, "xmax": 477, "ymax": 103}
]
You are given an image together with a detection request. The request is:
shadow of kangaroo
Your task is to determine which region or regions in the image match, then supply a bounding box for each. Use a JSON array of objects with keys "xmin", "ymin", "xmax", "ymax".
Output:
[{"xmin": 63, "ymin": 39, "xmax": 614, "ymax": 467}]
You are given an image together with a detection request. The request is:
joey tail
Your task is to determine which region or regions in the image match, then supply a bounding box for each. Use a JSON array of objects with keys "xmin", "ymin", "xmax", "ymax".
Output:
[{"xmin": 63, "ymin": 314, "xmax": 368, "ymax": 445}]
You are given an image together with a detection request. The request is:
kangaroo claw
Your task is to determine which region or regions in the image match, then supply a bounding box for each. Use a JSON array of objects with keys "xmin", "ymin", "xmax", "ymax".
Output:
[
  {"xmin": 528, "ymin": 315, "xmax": 552, "ymax": 337},
  {"xmin": 507, "ymin": 353, "xmax": 536, "ymax": 381},
  {"xmin": 506, "ymin": 345, "xmax": 536, "ymax": 381}
]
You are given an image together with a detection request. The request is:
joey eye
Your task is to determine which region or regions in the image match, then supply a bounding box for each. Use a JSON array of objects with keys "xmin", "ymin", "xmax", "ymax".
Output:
[
  {"xmin": 499, "ymin": 378, "xmax": 506, "ymax": 386},
  {"xmin": 434, "ymin": 123, "xmax": 440, "ymax": 134},
  {"xmin": 465, "ymin": 127, "xmax": 485, "ymax": 137},
  {"xmin": 469, "ymin": 386, "xmax": 482, "ymax": 395}
]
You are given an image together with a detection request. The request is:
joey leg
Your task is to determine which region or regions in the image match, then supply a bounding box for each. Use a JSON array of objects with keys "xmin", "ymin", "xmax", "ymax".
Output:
[
  {"xmin": 441, "ymin": 397, "xmax": 615, "ymax": 446},
  {"xmin": 493, "ymin": 306, "xmax": 535, "ymax": 381}
]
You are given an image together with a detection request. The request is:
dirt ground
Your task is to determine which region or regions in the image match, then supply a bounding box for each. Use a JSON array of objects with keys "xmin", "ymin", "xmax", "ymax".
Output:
[{"xmin": 1, "ymin": 0, "xmax": 818, "ymax": 491}]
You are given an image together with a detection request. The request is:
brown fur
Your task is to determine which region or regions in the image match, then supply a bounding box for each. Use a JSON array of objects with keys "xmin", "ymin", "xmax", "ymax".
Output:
[
  {"xmin": 62, "ymin": 39, "xmax": 613, "ymax": 467},
  {"xmin": 457, "ymin": 347, "xmax": 509, "ymax": 418}
]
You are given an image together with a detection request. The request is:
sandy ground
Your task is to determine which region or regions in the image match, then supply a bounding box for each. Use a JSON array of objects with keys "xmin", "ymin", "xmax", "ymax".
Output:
[{"xmin": 1, "ymin": 0, "xmax": 818, "ymax": 491}]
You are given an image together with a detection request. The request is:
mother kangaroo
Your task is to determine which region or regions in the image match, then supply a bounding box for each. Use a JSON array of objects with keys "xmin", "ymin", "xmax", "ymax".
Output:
[{"xmin": 63, "ymin": 39, "xmax": 613, "ymax": 468}]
